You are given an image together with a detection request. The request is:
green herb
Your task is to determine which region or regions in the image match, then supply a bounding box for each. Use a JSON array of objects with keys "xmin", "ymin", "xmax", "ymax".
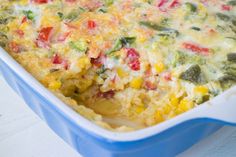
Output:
[
  {"xmin": 219, "ymin": 75, "xmax": 236, "ymax": 82},
  {"xmin": 66, "ymin": 11, "xmax": 79, "ymax": 21},
  {"xmin": 147, "ymin": 0, "xmax": 154, "ymax": 4},
  {"xmin": 140, "ymin": 21, "xmax": 167, "ymax": 31},
  {"xmin": 0, "ymin": 17, "xmax": 8, "ymax": 24},
  {"xmin": 216, "ymin": 13, "xmax": 230, "ymax": 22},
  {"xmin": 104, "ymin": 0, "xmax": 114, "ymax": 6},
  {"xmin": 222, "ymin": 62, "xmax": 236, "ymax": 76},
  {"xmin": 196, "ymin": 95, "xmax": 210, "ymax": 104},
  {"xmin": 0, "ymin": 15, "xmax": 14, "ymax": 24},
  {"xmin": 218, "ymin": 74, "xmax": 236, "ymax": 89},
  {"xmin": 69, "ymin": 39, "xmax": 88, "ymax": 53},
  {"xmin": 227, "ymin": 0, "xmax": 236, "ymax": 6},
  {"xmin": 172, "ymin": 51, "xmax": 205, "ymax": 67},
  {"xmin": 227, "ymin": 53, "xmax": 236, "ymax": 63},
  {"xmin": 106, "ymin": 37, "xmax": 136, "ymax": 55},
  {"xmin": 191, "ymin": 26, "xmax": 201, "ymax": 31},
  {"xmin": 139, "ymin": 21, "xmax": 179, "ymax": 36},
  {"xmin": 160, "ymin": 18, "xmax": 170, "ymax": 26},
  {"xmin": 179, "ymin": 64, "xmax": 205, "ymax": 84},
  {"xmin": 226, "ymin": 37, "xmax": 236, "ymax": 41},
  {"xmin": 120, "ymin": 37, "xmax": 136, "ymax": 46},
  {"xmin": 184, "ymin": 2, "xmax": 197, "ymax": 12},
  {"xmin": 106, "ymin": 39, "xmax": 123, "ymax": 55},
  {"xmin": 96, "ymin": 65, "xmax": 106, "ymax": 75},
  {"xmin": 98, "ymin": 7, "xmax": 107, "ymax": 13},
  {"xmin": 23, "ymin": 10, "xmax": 35, "ymax": 20},
  {"xmin": 57, "ymin": 12, "xmax": 64, "ymax": 20},
  {"xmin": 0, "ymin": 32, "xmax": 8, "ymax": 47},
  {"xmin": 232, "ymin": 20, "xmax": 236, "ymax": 26},
  {"xmin": 65, "ymin": 7, "xmax": 85, "ymax": 21},
  {"xmin": 0, "ymin": 32, "xmax": 7, "ymax": 39},
  {"xmin": 230, "ymin": 25, "xmax": 236, "ymax": 34}
]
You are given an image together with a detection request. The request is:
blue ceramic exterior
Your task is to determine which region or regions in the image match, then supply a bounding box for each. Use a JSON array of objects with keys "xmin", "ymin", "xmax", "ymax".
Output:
[{"xmin": 0, "ymin": 57, "xmax": 223, "ymax": 157}]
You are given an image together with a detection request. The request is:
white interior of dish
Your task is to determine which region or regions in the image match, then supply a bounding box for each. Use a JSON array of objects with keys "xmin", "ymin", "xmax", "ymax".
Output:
[{"xmin": 1, "ymin": 47, "xmax": 236, "ymax": 142}]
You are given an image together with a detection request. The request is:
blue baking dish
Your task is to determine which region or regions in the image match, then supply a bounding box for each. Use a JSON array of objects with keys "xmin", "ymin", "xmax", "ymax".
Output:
[{"xmin": 1, "ymin": 47, "xmax": 236, "ymax": 157}]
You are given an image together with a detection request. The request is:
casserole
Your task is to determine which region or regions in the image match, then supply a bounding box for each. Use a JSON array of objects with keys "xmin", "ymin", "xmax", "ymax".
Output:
[
  {"xmin": 1, "ymin": 0, "xmax": 236, "ymax": 156},
  {"xmin": 1, "ymin": 47, "xmax": 236, "ymax": 157},
  {"xmin": 1, "ymin": 0, "xmax": 236, "ymax": 131}
]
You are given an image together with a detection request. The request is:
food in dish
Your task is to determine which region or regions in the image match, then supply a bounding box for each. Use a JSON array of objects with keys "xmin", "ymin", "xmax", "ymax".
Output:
[{"xmin": 0, "ymin": 0, "xmax": 236, "ymax": 131}]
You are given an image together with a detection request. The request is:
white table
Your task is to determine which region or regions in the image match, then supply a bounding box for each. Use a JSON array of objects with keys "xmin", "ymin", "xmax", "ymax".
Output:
[{"xmin": 0, "ymin": 74, "xmax": 236, "ymax": 157}]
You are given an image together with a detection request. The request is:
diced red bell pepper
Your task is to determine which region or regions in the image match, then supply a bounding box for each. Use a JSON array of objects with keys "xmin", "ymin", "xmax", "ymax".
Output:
[
  {"xmin": 183, "ymin": 42, "xmax": 210, "ymax": 56},
  {"xmin": 97, "ymin": 90, "xmax": 115, "ymax": 99},
  {"xmin": 128, "ymin": 59, "xmax": 140, "ymax": 71},
  {"xmin": 15, "ymin": 29, "xmax": 24, "ymax": 37},
  {"xmin": 52, "ymin": 54, "xmax": 62, "ymax": 64},
  {"xmin": 163, "ymin": 72, "xmax": 172, "ymax": 81},
  {"xmin": 91, "ymin": 58, "xmax": 102, "ymax": 67},
  {"xmin": 127, "ymin": 48, "xmax": 140, "ymax": 58},
  {"xmin": 37, "ymin": 27, "xmax": 53, "ymax": 42},
  {"xmin": 52, "ymin": 54, "xmax": 69, "ymax": 70},
  {"xmin": 62, "ymin": 59, "xmax": 70, "ymax": 70},
  {"xmin": 87, "ymin": 20, "xmax": 96, "ymax": 29},
  {"xmin": 169, "ymin": 0, "xmax": 180, "ymax": 8},
  {"xmin": 221, "ymin": 4, "xmax": 231, "ymax": 11},
  {"xmin": 144, "ymin": 81, "xmax": 157, "ymax": 90},
  {"xmin": 32, "ymin": 0, "xmax": 49, "ymax": 4},
  {"xmin": 90, "ymin": 53, "xmax": 105, "ymax": 68},
  {"xmin": 126, "ymin": 48, "xmax": 140, "ymax": 71},
  {"xmin": 157, "ymin": 0, "xmax": 168, "ymax": 7},
  {"xmin": 157, "ymin": 0, "xmax": 180, "ymax": 12},
  {"xmin": 21, "ymin": 16, "xmax": 27, "ymax": 24},
  {"xmin": 36, "ymin": 27, "xmax": 53, "ymax": 48},
  {"xmin": 9, "ymin": 42, "xmax": 21, "ymax": 53}
]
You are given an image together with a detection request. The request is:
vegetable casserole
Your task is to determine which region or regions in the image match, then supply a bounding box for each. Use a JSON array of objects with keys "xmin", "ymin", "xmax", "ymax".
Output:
[{"xmin": 0, "ymin": 0, "xmax": 236, "ymax": 131}]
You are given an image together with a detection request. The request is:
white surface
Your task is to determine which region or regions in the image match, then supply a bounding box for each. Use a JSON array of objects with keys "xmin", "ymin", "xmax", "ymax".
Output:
[{"xmin": 0, "ymin": 74, "xmax": 236, "ymax": 157}]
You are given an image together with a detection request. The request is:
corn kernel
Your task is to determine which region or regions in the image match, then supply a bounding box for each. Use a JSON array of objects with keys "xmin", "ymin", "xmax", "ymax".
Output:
[
  {"xmin": 117, "ymin": 67, "xmax": 127, "ymax": 78},
  {"xmin": 49, "ymin": 81, "xmax": 61, "ymax": 90},
  {"xmin": 77, "ymin": 56, "xmax": 91, "ymax": 70},
  {"xmin": 130, "ymin": 77, "xmax": 143, "ymax": 89},
  {"xmin": 138, "ymin": 36, "xmax": 147, "ymax": 43},
  {"xmin": 40, "ymin": 15, "xmax": 60, "ymax": 27},
  {"xmin": 198, "ymin": 3, "xmax": 208, "ymax": 17},
  {"xmin": 155, "ymin": 110, "xmax": 164, "ymax": 123},
  {"xmin": 154, "ymin": 62, "xmax": 165, "ymax": 74},
  {"xmin": 194, "ymin": 86, "xmax": 209, "ymax": 95},
  {"xmin": 170, "ymin": 96, "xmax": 179, "ymax": 106},
  {"xmin": 136, "ymin": 106, "xmax": 145, "ymax": 114},
  {"xmin": 163, "ymin": 105, "xmax": 171, "ymax": 114},
  {"xmin": 178, "ymin": 98, "xmax": 194, "ymax": 112}
]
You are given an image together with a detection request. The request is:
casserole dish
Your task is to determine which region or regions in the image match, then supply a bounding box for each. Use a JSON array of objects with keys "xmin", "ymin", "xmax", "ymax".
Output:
[
  {"xmin": 1, "ymin": 47, "xmax": 236, "ymax": 157},
  {"xmin": 1, "ymin": 0, "xmax": 236, "ymax": 156}
]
